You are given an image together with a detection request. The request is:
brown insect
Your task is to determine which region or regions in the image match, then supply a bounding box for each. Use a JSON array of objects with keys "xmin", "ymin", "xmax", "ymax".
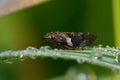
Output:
[{"xmin": 44, "ymin": 32, "xmax": 96, "ymax": 50}]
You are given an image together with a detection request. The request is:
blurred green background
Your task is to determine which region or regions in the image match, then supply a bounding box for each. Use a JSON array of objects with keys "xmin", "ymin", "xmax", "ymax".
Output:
[{"xmin": 0, "ymin": 0, "xmax": 119, "ymax": 80}]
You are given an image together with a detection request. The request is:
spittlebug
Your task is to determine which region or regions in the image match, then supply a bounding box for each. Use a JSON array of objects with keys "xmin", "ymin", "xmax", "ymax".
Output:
[{"xmin": 44, "ymin": 32, "xmax": 96, "ymax": 50}]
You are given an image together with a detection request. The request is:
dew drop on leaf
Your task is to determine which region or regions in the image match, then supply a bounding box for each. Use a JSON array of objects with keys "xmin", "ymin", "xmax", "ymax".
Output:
[
  {"xmin": 115, "ymin": 54, "xmax": 120, "ymax": 64},
  {"xmin": 26, "ymin": 46, "xmax": 37, "ymax": 51},
  {"xmin": 94, "ymin": 56, "xmax": 102, "ymax": 62},
  {"xmin": 76, "ymin": 59, "xmax": 85, "ymax": 64},
  {"xmin": 19, "ymin": 54, "xmax": 23, "ymax": 58}
]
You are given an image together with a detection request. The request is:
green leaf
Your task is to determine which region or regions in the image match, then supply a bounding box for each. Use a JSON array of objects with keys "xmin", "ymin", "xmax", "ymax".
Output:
[{"xmin": 0, "ymin": 45, "xmax": 120, "ymax": 72}]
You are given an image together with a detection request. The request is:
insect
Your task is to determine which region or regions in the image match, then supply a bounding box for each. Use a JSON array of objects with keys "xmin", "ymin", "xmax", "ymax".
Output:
[{"xmin": 43, "ymin": 32, "xmax": 96, "ymax": 50}]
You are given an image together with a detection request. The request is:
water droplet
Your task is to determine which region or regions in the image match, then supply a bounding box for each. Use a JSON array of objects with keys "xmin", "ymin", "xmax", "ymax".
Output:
[
  {"xmin": 98, "ymin": 44, "xmax": 103, "ymax": 47},
  {"xmin": 54, "ymin": 48, "xmax": 58, "ymax": 51},
  {"xmin": 19, "ymin": 54, "xmax": 23, "ymax": 58},
  {"xmin": 115, "ymin": 53, "xmax": 120, "ymax": 64},
  {"xmin": 106, "ymin": 45, "xmax": 110, "ymax": 48},
  {"xmin": 76, "ymin": 59, "xmax": 85, "ymax": 64},
  {"xmin": 44, "ymin": 46, "xmax": 52, "ymax": 50},
  {"xmin": 40, "ymin": 46, "xmax": 52, "ymax": 50},
  {"xmin": 94, "ymin": 56, "xmax": 102, "ymax": 62},
  {"xmin": 26, "ymin": 46, "xmax": 38, "ymax": 51},
  {"xmin": 40, "ymin": 46, "xmax": 49, "ymax": 52}
]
